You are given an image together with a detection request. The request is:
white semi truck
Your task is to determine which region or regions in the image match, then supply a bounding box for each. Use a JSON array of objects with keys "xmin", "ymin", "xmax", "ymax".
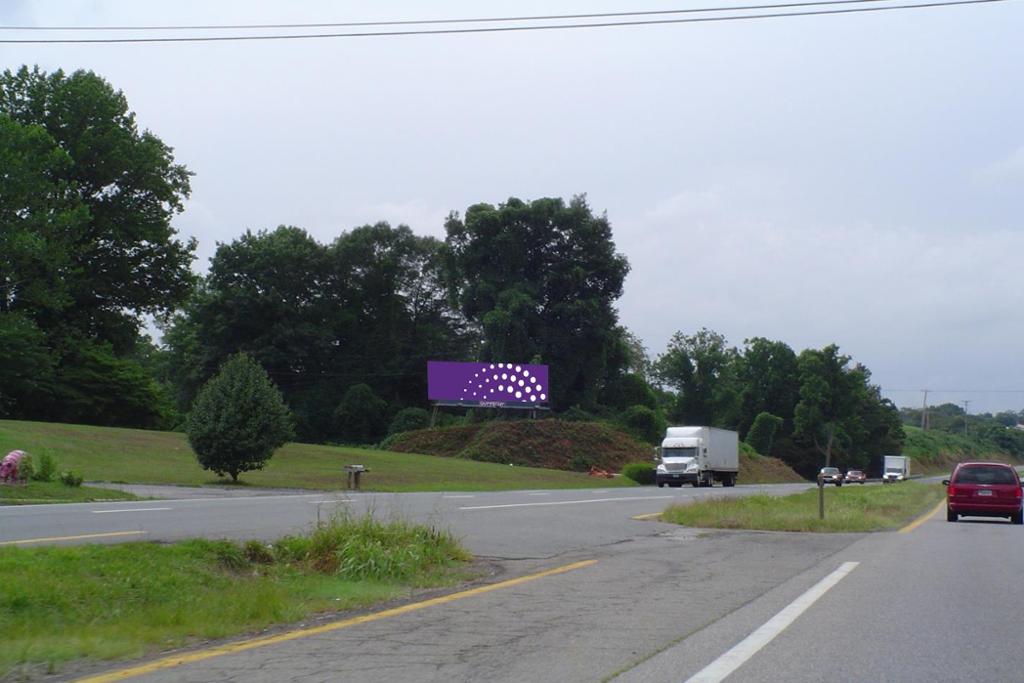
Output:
[
  {"xmin": 656, "ymin": 426, "xmax": 739, "ymax": 488},
  {"xmin": 881, "ymin": 454, "xmax": 910, "ymax": 483}
]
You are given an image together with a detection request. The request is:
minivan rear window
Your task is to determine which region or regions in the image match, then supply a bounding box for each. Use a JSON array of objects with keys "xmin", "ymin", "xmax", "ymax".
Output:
[{"xmin": 954, "ymin": 465, "xmax": 1018, "ymax": 485}]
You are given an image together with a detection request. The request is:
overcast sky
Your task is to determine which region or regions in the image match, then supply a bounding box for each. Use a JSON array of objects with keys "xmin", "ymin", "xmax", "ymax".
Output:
[{"xmin": 3, "ymin": 0, "xmax": 1022, "ymax": 413}]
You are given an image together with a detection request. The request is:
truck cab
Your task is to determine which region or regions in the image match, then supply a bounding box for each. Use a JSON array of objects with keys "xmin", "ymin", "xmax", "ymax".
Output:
[{"xmin": 655, "ymin": 437, "xmax": 701, "ymax": 487}]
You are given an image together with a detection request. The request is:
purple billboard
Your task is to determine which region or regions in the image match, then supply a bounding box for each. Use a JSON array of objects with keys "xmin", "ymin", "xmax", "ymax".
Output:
[{"xmin": 428, "ymin": 361, "xmax": 550, "ymax": 407}]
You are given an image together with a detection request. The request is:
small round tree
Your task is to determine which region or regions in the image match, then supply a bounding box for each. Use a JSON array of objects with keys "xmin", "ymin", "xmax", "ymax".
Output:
[
  {"xmin": 334, "ymin": 383, "xmax": 388, "ymax": 444},
  {"xmin": 387, "ymin": 407, "xmax": 431, "ymax": 436},
  {"xmin": 186, "ymin": 353, "xmax": 293, "ymax": 482},
  {"xmin": 745, "ymin": 411, "xmax": 783, "ymax": 456}
]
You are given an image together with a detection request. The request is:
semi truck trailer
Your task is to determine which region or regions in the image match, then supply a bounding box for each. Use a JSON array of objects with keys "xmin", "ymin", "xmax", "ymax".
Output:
[{"xmin": 656, "ymin": 426, "xmax": 739, "ymax": 488}]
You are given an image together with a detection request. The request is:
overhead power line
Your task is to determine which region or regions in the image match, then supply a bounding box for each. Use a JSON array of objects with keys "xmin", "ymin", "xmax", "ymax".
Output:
[
  {"xmin": 0, "ymin": 0, "xmax": 921, "ymax": 31},
  {"xmin": 885, "ymin": 389, "xmax": 1024, "ymax": 394},
  {"xmin": 0, "ymin": 0, "xmax": 1007, "ymax": 44}
]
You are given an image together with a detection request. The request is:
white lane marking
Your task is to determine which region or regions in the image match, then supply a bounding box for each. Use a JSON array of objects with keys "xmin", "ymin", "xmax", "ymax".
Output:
[
  {"xmin": 442, "ymin": 495, "xmax": 476, "ymax": 499},
  {"xmin": 527, "ymin": 492, "xmax": 551, "ymax": 496},
  {"xmin": 685, "ymin": 561, "xmax": 859, "ymax": 683},
  {"xmin": 460, "ymin": 495, "xmax": 673, "ymax": 510},
  {"xmin": 309, "ymin": 500, "xmax": 352, "ymax": 505},
  {"xmin": 91, "ymin": 507, "xmax": 173, "ymax": 514}
]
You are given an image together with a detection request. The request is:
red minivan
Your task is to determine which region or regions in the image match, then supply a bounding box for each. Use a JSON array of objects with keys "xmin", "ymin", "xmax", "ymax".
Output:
[{"xmin": 944, "ymin": 462, "xmax": 1023, "ymax": 524}]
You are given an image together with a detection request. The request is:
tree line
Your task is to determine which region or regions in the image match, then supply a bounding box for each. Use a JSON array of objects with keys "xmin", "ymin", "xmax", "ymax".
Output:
[
  {"xmin": 900, "ymin": 403, "xmax": 1024, "ymax": 458},
  {"xmin": 1, "ymin": 66, "xmax": 904, "ymax": 477}
]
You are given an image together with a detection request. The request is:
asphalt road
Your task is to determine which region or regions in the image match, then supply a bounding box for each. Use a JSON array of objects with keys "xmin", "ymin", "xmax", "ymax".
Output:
[
  {"xmin": 0, "ymin": 482, "xmax": 814, "ymax": 558},
  {"xmin": 618, "ymin": 504, "xmax": 1024, "ymax": 683},
  {"xmin": 6, "ymin": 482, "xmax": 1021, "ymax": 682}
]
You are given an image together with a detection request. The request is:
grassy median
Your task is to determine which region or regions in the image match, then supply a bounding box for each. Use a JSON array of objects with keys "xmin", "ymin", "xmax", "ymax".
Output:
[
  {"xmin": 661, "ymin": 482, "xmax": 945, "ymax": 532},
  {"xmin": 0, "ymin": 514, "xmax": 471, "ymax": 677},
  {"xmin": 0, "ymin": 481, "xmax": 139, "ymax": 505}
]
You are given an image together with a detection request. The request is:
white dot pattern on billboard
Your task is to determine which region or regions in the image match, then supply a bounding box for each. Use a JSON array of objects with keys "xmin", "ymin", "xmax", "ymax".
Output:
[{"xmin": 470, "ymin": 362, "xmax": 544, "ymax": 401}]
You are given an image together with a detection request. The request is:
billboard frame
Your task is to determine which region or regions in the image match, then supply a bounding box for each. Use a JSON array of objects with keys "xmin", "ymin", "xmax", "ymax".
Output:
[{"xmin": 427, "ymin": 360, "xmax": 551, "ymax": 427}]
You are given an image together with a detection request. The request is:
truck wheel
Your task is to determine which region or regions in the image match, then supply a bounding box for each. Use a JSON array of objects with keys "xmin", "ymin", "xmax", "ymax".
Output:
[
  {"xmin": 947, "ymin": 508, "xmax": 957, "ymax": 522},
  {"xmin": 657, "ymin": 482, "xmax": 665, "ymax": 488},
  {"xmin": 723, "ymin": 475, "xmax": 735, "ymax": 487},
  {"xmin": 836, "ymin": 481, "xmax": 842, "ymax": 487},
  {"xmin": 690, "ymin": 482, "xmax": 699, "ymax": 488}
]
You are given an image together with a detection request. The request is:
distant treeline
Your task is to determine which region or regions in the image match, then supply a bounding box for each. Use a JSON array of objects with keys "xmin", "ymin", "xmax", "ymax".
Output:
[
  {"xmin": 0, "ymin": 66, "xmax": 904, "ymax": 477},
  {"xmin": 900, "ymin": 404, "xmax": 1024, "ymax": 458}
]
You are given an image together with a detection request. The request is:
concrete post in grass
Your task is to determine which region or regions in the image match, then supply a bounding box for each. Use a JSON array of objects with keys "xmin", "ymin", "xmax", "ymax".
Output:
[{"xmin": 817, "ymin": 472, "xmax": 825, "ymax": 520}]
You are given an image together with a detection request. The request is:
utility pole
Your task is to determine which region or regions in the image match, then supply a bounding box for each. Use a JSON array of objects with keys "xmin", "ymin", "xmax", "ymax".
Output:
[
  {"xmin": 963, "ymin": 400, "xmax": 971, "ymax": 437},
  {"xmin": 921, "ymin": 390, "xmax": 929, "ymax": 430}
]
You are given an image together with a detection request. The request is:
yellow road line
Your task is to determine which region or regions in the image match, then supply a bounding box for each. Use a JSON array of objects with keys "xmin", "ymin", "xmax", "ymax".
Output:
[
  {"xmin": 632, "ymin": 512, "xmax": 663, "ymax": 520},
  {"xmin": 76, "ymin": 558, "xmax": 598, "ymax": 683},
  {"xmin": 899, "ymin": 499, "xmax": 946, "ymax": 534},
  {"xmin": 0, "ymin": 530, "xmax": 146, "ymax": 546}
]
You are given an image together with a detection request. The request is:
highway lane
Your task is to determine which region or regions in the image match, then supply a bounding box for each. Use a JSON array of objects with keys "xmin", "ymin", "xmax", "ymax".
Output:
[
  {"xmin": 0, "ymin": 483, "xmax": 814, "ymax": 558},
  {"xmin": 728, "ymin": 509, "xmax": 1024, "ymax": 682},
  {"xmin": 17, "ymin": 482, "xmax": 1012, "ymax": 683},
  {"xmin": 68, "ymin": 511, "xmax": 858, "ymax": 683},
  {"xmin": 616, "ymin": 502, "xmax": 1024, "ymax": 682}
]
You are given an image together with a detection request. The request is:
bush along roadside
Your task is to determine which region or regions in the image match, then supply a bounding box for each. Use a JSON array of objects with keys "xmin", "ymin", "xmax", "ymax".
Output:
[
  {"xmin": 0, "ymin": 512, "xmax": 471, "ymax": 677},
  {"xmin": 621, "ymin": 462, "xmax": 656, "ymax": 485}
]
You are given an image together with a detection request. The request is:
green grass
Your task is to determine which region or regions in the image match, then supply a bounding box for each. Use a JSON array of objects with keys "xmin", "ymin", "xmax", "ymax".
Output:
[
  {"xmin": 0, "ymin": 419, "xmax": 638, "ymax": 492},
  {"xmin": 0, "ymin": 514, "xmax": 471, "ymax": 677},
  {"xmin": 0, "ymin": 481, "xmax": 139, "ymax": 505},
  {"xmin": 661, "ymin": 482, "xmax": 945, "ymax": 532}
]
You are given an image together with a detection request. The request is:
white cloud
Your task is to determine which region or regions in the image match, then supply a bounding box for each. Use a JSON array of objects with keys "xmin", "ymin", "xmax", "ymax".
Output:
[{"xmin": 617, "ymin": 183, "xmax": 1024, "ymax": 412}]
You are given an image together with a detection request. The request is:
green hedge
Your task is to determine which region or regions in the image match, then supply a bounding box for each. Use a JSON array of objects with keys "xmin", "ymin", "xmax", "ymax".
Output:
[{"xmin": 622, "ymin": 462, "xmax": 656, "ymax": 485}]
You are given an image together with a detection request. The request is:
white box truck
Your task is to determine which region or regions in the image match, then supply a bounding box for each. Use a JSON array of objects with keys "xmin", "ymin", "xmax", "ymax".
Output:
[
  {"xmin": 881, "ymin": 454, "xmax": 910, "ymax": 483},
  {"xmin": 656, "ymin": 426, "xmax": 739, "ymax": 488}
]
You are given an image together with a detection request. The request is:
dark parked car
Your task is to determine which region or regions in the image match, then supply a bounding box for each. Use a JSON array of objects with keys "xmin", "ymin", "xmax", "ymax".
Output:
[
  {"xmin": 943, "ymin": 462, "xmax": 1023, "ymax": 524},
  {"xmin": 819, "ymin": 467, "xmax": 843, "ymax": 486},
  {"xmin": 844, "ymin": 469, "xmax": 866, "ymax": 484}
]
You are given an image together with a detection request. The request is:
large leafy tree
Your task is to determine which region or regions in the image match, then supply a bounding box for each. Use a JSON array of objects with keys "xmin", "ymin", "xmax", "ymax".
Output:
[
  {"xmin": 791, "ymin": 345, "xmax": 902, "ymax": 472},
  {"xmin": 734, "ymin": 337, "xmax": 801, "ymax": 438},
  {"xmin": 655, "ymin": 328, "xmax": 739, "ymax": 426},
  {"xmin": 0, "ymin": 66, "xmax": 195, "ymax": 425},
  {"xmin": 0, "ymin": 313, "xmax": 54, "ymax": 415},
  {"xmin": 166, "ymin": 226, "xmax": 338, "ymax": 439},
  {"xmin": 0, "ymin": 66, "xmax": 196, "ymax": 350},
  {"xmin": 443, "ymin": 196, "xmax": 630, "ymax": 410},
  {"xmin": 793, "ymin": 345, "xmax": 861, "ymax": 468},
  {"xmin": 166, "ymin": 223, "xmax": 471, "ymax": 441},
  {"xmin": 0, "ymin": 114, "xmax": 86, "ymax": 317},
  {"xmin": 330, "ymin": 222, "xmax": 472, "ymax": 406}
]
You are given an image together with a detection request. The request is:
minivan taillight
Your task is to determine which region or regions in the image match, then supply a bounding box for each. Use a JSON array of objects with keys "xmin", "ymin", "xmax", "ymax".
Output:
[
  {"xmin": 948, "ymin": 485, "xmax": 958, "ymax": 497},
  {"xmin": 1015, "ymin": 487, "xmax": 1022, "ymax": 500}
]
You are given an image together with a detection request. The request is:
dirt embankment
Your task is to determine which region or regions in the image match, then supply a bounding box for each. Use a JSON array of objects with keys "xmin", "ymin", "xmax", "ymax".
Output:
[
  {"xmin": 736, "ymin": 452, "xmax": 806, "ymax": 484},
  {"xmin": 386, "ymin": 420, "xmax": 807, "ymax": 483},
  {"xmin": 384, "ymin": 420, "xmax": 651, "ymax": 472}
]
